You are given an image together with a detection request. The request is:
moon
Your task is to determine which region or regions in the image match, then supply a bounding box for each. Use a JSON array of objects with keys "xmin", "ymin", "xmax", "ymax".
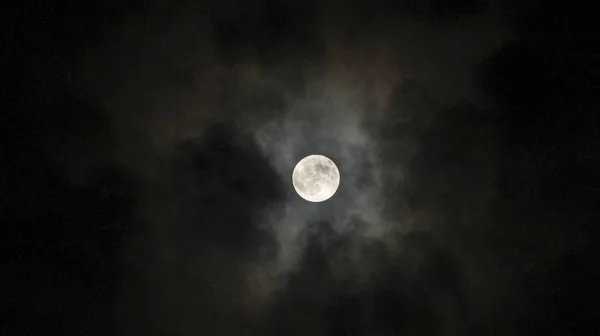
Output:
[{"xmin": 292, "ymin": 154, "xmax": 340, "ymax": 202}]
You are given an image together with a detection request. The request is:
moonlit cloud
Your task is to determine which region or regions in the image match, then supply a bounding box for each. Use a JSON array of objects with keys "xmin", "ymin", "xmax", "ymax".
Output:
[{"xmin": 15, "ymin": 0, "xmax": 597, "ymax": 334}]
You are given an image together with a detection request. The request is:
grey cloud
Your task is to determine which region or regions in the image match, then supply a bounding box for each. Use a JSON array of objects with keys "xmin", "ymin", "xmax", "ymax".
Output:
[{"xmin": 76, "ymin": 1, "xmax": 513, "ymax": 334}]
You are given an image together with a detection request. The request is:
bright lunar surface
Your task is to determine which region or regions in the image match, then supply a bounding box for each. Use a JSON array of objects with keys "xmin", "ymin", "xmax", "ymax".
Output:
[{"xmin": 292, "ymin": 154, "xmax": 340, "ymax": 202}]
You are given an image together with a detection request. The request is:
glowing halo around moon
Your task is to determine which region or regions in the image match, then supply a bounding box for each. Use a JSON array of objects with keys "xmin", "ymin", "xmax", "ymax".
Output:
[{"xmin": 292, "ymin": 154, "xmax": 340, "ymax": 202}]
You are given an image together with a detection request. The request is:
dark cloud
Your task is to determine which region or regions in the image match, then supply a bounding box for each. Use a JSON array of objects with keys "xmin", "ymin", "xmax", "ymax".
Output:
[{"xmin": 6, "ymin": 0, "xmax": 599, "ymax": 335}]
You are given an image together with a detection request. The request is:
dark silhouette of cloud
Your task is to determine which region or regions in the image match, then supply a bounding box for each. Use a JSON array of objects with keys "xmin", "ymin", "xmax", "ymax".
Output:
[{"xmin": 5, "ymin": 0, "xmax": 599, "ymax": 335}]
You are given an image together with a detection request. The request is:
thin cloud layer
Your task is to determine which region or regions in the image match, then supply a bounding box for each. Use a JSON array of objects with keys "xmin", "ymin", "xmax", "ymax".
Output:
[
  {"xmin": 14, "ymin": 0, "xmax": 597, "ymax": 335},
  {"xmin": 76, "ymin": 1, "xmax": 514, "ymax": 334}
]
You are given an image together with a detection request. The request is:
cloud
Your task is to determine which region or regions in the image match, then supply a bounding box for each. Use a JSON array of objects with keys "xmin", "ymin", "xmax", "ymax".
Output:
[
  {"xmin": 12, "ymin": 0, "xmax": 598, "ymax": 334},
  {"xmin": 73, "ymin": 0, "xmax": 516, "ymax": 334}
]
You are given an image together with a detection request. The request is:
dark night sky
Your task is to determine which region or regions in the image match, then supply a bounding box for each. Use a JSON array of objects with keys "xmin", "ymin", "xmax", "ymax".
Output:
[{"xmin": 4, "ymin": 0, "xmax": 600, "ymax": 335}]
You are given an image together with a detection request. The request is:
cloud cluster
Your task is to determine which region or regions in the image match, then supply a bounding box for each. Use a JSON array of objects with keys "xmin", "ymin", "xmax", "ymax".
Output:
[
  {"xmin": 69, "ymin": 0, "xmax": 533, "ymax": 334},
  {"xmin": 11, "ymin": 0, "xmax": 598, "ymax": 334}
]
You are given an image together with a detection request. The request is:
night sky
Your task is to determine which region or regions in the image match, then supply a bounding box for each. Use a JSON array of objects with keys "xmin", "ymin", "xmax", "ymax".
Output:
[{"xmin": 5, "ymin": 0, "xmax": 600, "ymax": 335}]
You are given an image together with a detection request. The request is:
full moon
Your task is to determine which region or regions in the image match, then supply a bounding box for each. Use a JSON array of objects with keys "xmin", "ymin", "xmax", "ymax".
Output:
[{"xmin": 292, "ymin": 154, "xmax": 340, "ymax": 202}]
